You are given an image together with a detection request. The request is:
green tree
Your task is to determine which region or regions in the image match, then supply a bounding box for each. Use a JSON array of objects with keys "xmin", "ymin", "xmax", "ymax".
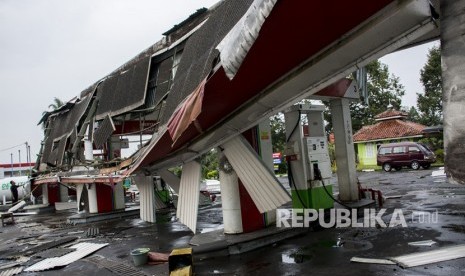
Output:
[
  {"xmin": 325, "ymin": 60, "xmax": 405, "ymax": 133},
  {"xmin": 269, "ymin": 113, "xmax": 288, "ymax": 174},
  {"xmin": 200, "ymin": 148, "xmax": 219, "ymax": 179},
  {"xmin": 270, "ymin": 113, "xmax": 286, "ymax": 153},
  {"xmin": 353, "ymin": 60, "xmax": 405, "ymax": 130},
  {"xmin": 406, "ymin": 106, "xmax": 421, "ymax": 123},
  {"xmin": 417, "ymin": 46, "xmax": 442, "ymax": 126}
]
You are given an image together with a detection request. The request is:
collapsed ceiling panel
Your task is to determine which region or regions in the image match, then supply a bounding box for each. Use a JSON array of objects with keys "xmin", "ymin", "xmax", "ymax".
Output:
[
  {"xmin": 161, "ymin": 0, "xmax": 254, "ymax": 125},
  {"xmin": 41, "ymin": 95, "xmax": 93, "ymax": 164},
  {"xmin": 153, "ymin": 57, "xmax": 174, "ymax": 105},
  {"xmin": 46, "ymin": 136, "xmax": 67, "ymax": 165},
  {"xmin": 95, "ymin": 57, "xmax": 151, "ymax": 120},
  {"xmin": 93, "ymin": 115, "xmax": 116, "ymax": 149}
]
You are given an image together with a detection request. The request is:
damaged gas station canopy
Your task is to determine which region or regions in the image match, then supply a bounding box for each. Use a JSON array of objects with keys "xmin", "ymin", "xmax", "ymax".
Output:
[{"xmin": 216, "ymin": 0, "xmax": 278, "ymax": 80}]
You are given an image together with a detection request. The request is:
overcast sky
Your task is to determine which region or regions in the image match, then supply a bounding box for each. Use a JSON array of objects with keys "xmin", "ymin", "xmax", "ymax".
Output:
[{"xmin": 0, "ymin": 0, "xmax": 438, "ymax": 164}]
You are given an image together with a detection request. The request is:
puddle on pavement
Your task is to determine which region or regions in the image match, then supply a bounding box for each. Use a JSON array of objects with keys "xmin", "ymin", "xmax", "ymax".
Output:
[
  {"xmin": 442, "ymin": 224, "xmax": 465, "ymax": 234},
  {"xmin": 310, "ymin": 238, "xmax": 373, "ymax": 252},
  {"xmin": 155, "ymin": 213, "xmax": 175, "ymax": 224},
  {"xmin": 281, "ymin": 248, "xmax": 313, "ymax": 264}
]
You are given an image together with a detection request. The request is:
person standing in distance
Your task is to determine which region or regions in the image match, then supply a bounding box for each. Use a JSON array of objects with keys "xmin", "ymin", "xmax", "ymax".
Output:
[{"xmin": 10, "ymin": 180, "xmax": 19, "ymax": 204}]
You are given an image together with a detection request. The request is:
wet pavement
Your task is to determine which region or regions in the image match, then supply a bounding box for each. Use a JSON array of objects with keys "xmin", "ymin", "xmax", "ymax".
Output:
[{"xmin": 1, "ymin": 167, "xmax": 465, "ymax": 275}]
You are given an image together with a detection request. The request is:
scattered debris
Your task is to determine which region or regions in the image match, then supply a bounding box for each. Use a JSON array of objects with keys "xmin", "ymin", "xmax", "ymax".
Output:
[
  {"xmin": 0, "ymin": 266, "xmax": 24, "ymax": 276},
  {"xmin": 390, "ymin": 244, "xmax": 465, "ymax": 268},
  {"xmin": 33, "ymin": 248, "xmax": 76, "ymax": 259},
  {"xmin": 24, "ymin": 242, "xmax": 108, "ymax": 272},
  {"xmin": 86, "ymin": 228, "xmax": 100, "ymax": 237},
  {"xmin": 350, "ymin": 257, "xmax": 396, "ymax": 265},
  {"xmin": 383, "ymin": 195, "xmax": 402, "ymax": 200},
  {"xmin": 0, "ymin": 262, "xmax": 20, "ymax": 270},
  {"xmin": 85, "ymin": 255, "xmax": 148, "ymax": 276},
  {"xmin": 22, "ymin": 236, "xmax": 78, "ymax": 256},
  {"xmin": 408, "ymin": 240, "xmax": 437, "ymax": 246},
  {"xmin": 147, "ymin": 251, "xmax": 170, "ymax": 265},
  {"xmin": 354, "ymin": 244, "xmax": 465, "ymax": 269},
  {"xmin": 7, "ymin": 200, "xmax": 26, "ymax": 213},
  {"xmin": 67, "ymin": 231, "xmax": 85, "ymax": 235},
  {"xmin": 0, "ymin": 212, "xmax": 14, "ymax": 227}
]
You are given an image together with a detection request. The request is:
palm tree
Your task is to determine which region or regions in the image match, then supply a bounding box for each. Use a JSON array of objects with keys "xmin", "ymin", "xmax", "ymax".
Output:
[
  {"xmin": 40, "ymin": 97, "xmax": 64, "ymax": 129},
  {"xmin": 48, "ymin": 97, "xmax": 65, "ymax": 110}
]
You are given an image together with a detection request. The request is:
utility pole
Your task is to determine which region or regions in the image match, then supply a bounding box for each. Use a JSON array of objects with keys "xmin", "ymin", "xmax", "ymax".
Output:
[
  {"xmin": 18, "ymin": 149, "xmax": 22, "ymax": 176},
  {"xmin": 28, "ymin": 144, "xmax": 32, "ymax": 175},
  {"xmin": 10, "ymin": 153, "xmax": 13, "ymax": 177},
  {"xmin": 25, "ymin": 142, "xmax": 30, "ymax": 176}
]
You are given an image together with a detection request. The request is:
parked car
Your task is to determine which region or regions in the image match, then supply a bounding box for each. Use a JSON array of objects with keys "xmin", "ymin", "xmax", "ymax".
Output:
[{"xmin": 377, "ymin": 142, "xmax": 436, "ymax": 172}]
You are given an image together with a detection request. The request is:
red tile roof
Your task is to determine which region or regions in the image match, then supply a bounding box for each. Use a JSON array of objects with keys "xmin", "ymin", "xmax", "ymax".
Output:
[
  {"xmin": 374, "ymin": 109, "xmax": 408, "ymax": 120},
  {"xmin": 353, "ymin": 119, "xmax": 426, "ymax": 142}
]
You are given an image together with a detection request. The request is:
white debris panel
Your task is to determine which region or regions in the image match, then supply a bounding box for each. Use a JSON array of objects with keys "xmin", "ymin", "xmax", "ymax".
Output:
[
  {"xmin": 216, "ymin": 0, "xmax": 277, "ymax": 79},
  {"xmin": 390, "ymin": 244, "xmax": 465, "ymax": 268},
  {"xmin": 176, "ymin": 161, "xmax": 202, "ymax": 232},
  {"xmin": 222, "ymin": 136, "xmax": 291, "ymax": 213},
  {"xmin": 24, "ymin": 242, "xmax": 108, "ymax": 272}
]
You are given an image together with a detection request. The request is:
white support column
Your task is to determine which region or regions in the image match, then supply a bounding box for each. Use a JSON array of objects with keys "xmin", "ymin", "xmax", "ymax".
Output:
[
  {"xmin": 59, "ymin": 184, "xmax": 68, "ymax": 202},
  {"xmin": 42, "ymin": 184, "xmax": 49, "ymax": 205},
  {"xmin": 76, "ymin": 184, "xmax": 84, "ymax": 211},
  {"xmin": 134, "ymin": 175, "xmax": 156, "ymax": 223},
  {"xmin": 113, "ymin": 181, "xmax": 125, "ymax": 210},
  {"xmin": 177, "ymin": 162, "xmax": 201, "ymax": 232},
  {"xmin": 87, "ymin": 183, "xmax": 98, "ymax": 213},
  {"xmin": 258, "ymin": 120, "xmax": 277, "ymax": 225},
  {"xmin": 330, "ymin": 98, "xmax": 358, "ymax": 202},
  {"xmin": 219, "ymin": 153, "xmax": 243, "ymax": 234},
  {"xmin": 440, "ymin": 0, "xmax": 465, "ymax": 184},
  {"xmin": 284, "ymin": 110, "xmax": 308, "ymax": 191}
]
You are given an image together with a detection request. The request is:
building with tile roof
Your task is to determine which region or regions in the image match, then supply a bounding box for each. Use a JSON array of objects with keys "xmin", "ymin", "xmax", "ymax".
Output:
[{"xmin": 353, "ymin": 109, "xmax": 426, "ymax": 168}]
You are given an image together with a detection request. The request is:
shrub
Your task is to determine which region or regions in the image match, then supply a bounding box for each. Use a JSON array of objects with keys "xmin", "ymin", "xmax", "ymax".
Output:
[{"xmin": 434, "ymin": 149, "xmax": 444, "ymax": 164}]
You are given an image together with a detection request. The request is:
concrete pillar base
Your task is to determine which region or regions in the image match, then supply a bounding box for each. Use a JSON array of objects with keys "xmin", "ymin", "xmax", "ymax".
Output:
[{"xmin": 330, "ymin": 98, "xmax": 359, "ymax": 202}]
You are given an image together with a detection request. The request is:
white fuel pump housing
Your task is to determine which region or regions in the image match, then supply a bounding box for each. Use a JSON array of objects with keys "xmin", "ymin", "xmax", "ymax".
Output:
[{"xmin": 305, "ymin": 136, "xmax": 332, "ymax": 181}]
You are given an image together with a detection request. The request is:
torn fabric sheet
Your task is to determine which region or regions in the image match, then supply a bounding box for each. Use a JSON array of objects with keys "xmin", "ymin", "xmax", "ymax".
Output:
[
  {"xmin": 216, "ymin": 0, "xmax": 278, "ymax": 80},
  {"xmin": 167, "ymin": 78, "xmax": 206, "ymax": 144}
]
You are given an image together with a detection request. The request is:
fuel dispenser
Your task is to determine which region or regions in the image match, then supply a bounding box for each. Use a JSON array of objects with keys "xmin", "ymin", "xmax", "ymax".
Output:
[
  {"xmin": 154, "ymin": 176, "xmax": 172, "ymax": 205},
  {"xmin": 284, "ymin": 103, "xmax": 334, "ymax": 209}
]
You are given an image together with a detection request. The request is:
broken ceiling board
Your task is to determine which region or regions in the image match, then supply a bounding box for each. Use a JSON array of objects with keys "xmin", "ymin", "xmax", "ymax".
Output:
[
  {"xmin": 24, "ymin": 242, "xmax": 108, "ymax": 272},
  {"xmin": 408, "ymin": 240, "xmax": 437, "ymax": 246},
  {"xmin": 41, "ymin": 95, "xmax": 93, "ymax": 164},
  {"xmin": 390, "ymin": 244, "xmax": 465, "ymax": 268},
  {"xmin": 158, "ymin": 169, "xmax": 180, "ymax": 194},
  {"xmin": 176, "ymin": 161, "xmax": 201, "ymax": 232},
  {"xmin": 22, "ymin": 236, "xmax": 78, "ymax": 256},
  {"xmin": 33, "ymin": 248, "xmax": 76, "ymax": 259},
  {"xmin": 0, "ymin": 266, "xmax": 24, "ymax": 276},
  {"xmin": 95, "ymin": 57, "xmax": 151, "ymax": 121},
  {"xmin": 93, "ymin": 115, "xmax": 116, "ymax": 149},
  {"xmin": 152, "ymin": 57, "xmax": 174, "ymax": 106},
  {"xmin": 161, "ymin": 0, "xmax": 254, "ymax": 125},
  {"xmin": 222, "ymin": 136, "xmax": 291, "ymax": 213},
  {"xmin": 350, "ymin": 257, "xmax": 396, "ymax": 265}
]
